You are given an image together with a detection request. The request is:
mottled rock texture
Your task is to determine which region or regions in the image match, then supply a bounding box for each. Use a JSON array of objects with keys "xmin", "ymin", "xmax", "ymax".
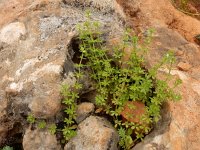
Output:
[
  {"xmin": 75, "ymin": 102, "xmax": 95, "ymax": 123},
  {"xmin": 23, "ymin": 128, "xmax": 61, "ymax": 150},
  {"xmin": 0, "ymin": 0, "xmax": 200, "ymax": 149},
  {"xmin": 64, "ymin": 116, "xmax": 119, "ymax": 150},
  {"xmin": 0, "ymin": 0, "xmax": 123, "ymax": 148}
]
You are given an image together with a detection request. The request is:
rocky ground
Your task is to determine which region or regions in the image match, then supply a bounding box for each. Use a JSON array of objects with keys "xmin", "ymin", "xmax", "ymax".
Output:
[
  {"xmin": 172, "ymin": 0, "xmax": 200, "ymax": 20},
  {"xmin": 0, "ymin": 0, "xmax": 200, "ymax": 150}
]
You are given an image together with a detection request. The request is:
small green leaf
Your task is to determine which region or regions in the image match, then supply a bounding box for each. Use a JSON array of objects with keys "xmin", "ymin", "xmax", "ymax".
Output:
[
  {"xmin": 38, "ymin": 120, "xmax": 46, "ymax": 129},
  {"xmin": 49, "ymin": 124, "xmax": 57, "ymax": 134},
  {"xmin": 27, "ymin": 114, "xmax": 35, "ymax": 124},
  {"xmin": 2, "ymin": 146, "xmax": 13, "ymax": 150}
]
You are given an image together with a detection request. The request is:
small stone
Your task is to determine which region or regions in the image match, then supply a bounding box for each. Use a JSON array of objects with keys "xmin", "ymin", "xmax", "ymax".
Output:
[
  {"xmin": 95, "ymin": 107, "xmax": 103, "ymax": 114},
  {"xmin": 177, "ymin": 62, "xmax": 192, "ymax": 71},
  {"xmin": 0, "ymin": 22, "xmax": 26, "ymax": 44},
  {"xmin": 29, "ymin": 92, "xmax": 61, "ymax": 118},
  {"xmin": 76, "ymin": 102, "xmax": 95, "ymax": 123},
  {"xmin": 65, "ymin": 116, "xmax": 119, "ymax": 150},
  {"xmin": 175, "ymin": 50, "xmax": 184, "ymax": 56},
  {"xmin": 23, "ymin": 128, "xmax": 61, "ymax": 150},
  {"xmin": 121, "ymin": 101, "xmax": 146, "ymax": 124},
  {"xmin": 156, "ymin": 42, "xmax": 162, "ymax": 46}
]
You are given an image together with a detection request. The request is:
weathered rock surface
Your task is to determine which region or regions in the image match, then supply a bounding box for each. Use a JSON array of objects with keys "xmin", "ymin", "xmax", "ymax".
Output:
[
  {"xmin": 64, "ymin": 116, "xmax": 119, "ymax": 150},
  {"xmin": 116, "ymin": 0, "xmax": 200, "ymax": 150},
  {"xmin": 0, "ymin": 0, "xmax": 123, "ymax": 147},
  {"xmin": 23, "ymin": 128, "xmax": 61, "ymax": 150},
  {"xmin": 116, "ymin": 0, "xmax": 200, "ymax": 42},
  {"xmin": 0, "ymin": 0, "xmax": 200, "ymax": 149},
  {"xmin": 63, "ymin": 0, "xmax": 115, "ymax": 13},
  {"xmin": 76, "ymin": 102, "xmax": 95, "ymax": 123},
  {"xmin": 0, "ymin": 22, "xmax": 26, "ymax": 44},
  {"xmin": 177, "ymin": 62, "xmax": 192, "ymax": 71}
]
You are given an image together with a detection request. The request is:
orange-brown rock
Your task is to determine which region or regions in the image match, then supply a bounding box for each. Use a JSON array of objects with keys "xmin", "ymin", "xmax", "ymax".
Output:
[
  {"xmin": 116, "ymin": 0, "xmax": 200, "ymax": 149},
  {"xmin": 177, "ymin": 62, "xmax": 192, "ymax": 71},
  {"xmin": 121, "ymin": 101, "xmax": 146, "ymax": 124}
]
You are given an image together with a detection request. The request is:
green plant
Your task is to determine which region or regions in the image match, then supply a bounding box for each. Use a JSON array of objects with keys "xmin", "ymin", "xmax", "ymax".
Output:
[
  {"xmin": 61, "ymin": 78, "xmax": 81, "ymax": 140},
  {"xmin": 48, "ymin": 124, "xmax": 57, "ymax": 135},
  {"xmin": 27, "ymin": 114, "xmax": 36, "ymax": 124},
  {"xmin": 180, "ymin": 0, "xmax": 189, "ymax": 9},
  {"xmin": 61, "ymin": 12, "xmax": 181, "ymax": 149},
  {"xmin": 171, "ymin": 0, "xmax": 189, "ymax": 10},
  {"xmin": 27, "ymin": 114, "xmax": 56, "ymax": 134},
  {"xmin": 38, "ymin": 120, "xmax": 46, "ymax": 129},
  {"xmin": 1, "ymin": 146, "xmax": 13, "ymax": 150}
]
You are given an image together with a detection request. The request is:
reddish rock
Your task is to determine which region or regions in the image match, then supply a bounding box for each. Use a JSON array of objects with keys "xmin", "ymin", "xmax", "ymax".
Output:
[
  {"xmin": 116, "ymin": 1, "xmax": 200, "ymax": 149},
  {"xmin": 175, "ymin": 50, "xmax": 184, "ymax": 56},
  {"xmin": 177, "ymin": 62, "xmax": 192, "ymax": 71},
  {"xmin": 121, "ymin": 101, "xmax": 146, "ymax": 124},
  {"xmin": 0, "ymin": 0, "xmax": 27, "ymax": 28}
]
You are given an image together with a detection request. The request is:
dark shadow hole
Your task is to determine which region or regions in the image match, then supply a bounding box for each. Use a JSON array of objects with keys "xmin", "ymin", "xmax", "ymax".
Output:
[
  {"xmin": 70, "ymin": 37, "xmax": 88, "ymax": 65},
  {"xmin": 2, "ymin": 122, "xmax": 23, "ymax": 150}
]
